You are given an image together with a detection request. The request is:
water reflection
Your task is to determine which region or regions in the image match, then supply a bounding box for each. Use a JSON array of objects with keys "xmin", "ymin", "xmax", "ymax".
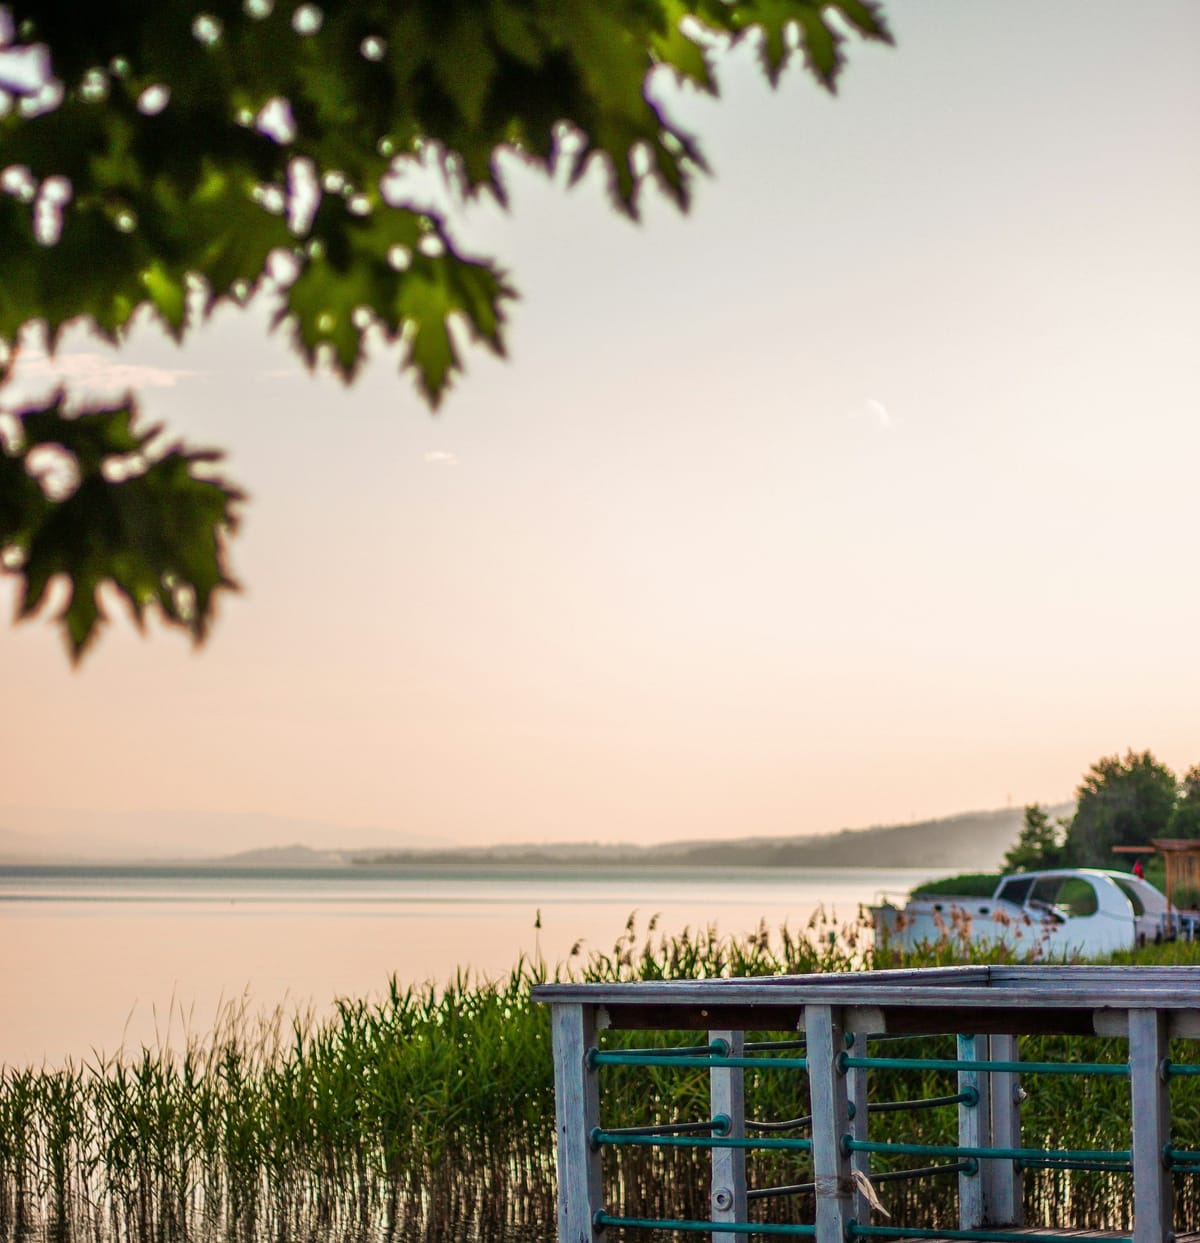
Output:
[{"xmin": 1, "ymin": 864, "xmax": 942, "ymax": 1068}]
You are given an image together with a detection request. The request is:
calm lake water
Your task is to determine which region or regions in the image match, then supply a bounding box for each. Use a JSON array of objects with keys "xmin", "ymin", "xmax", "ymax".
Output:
[{"xmin": 0, "ymin": 863, "xmax": 950, "ymax": 1068}]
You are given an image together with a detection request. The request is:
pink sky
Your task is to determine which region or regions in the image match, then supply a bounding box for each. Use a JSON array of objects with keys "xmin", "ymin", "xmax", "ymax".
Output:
[{"xmin": 2, "ymin": 3, "xmax": 1198, "ymax": 855}]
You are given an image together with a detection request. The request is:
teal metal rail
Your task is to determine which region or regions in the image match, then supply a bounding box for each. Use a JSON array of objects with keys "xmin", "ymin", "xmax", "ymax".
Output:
[
  {"xmin": 843, "ymin": 1138, "xmax": 1130, "ymax": 1165},
  {"xmin": 596, "ymin": 1214, "xmax": 816, "ymax": 1237},
  {"xmin": 839, "ymin": 1053, "xmax": 1129, "ymax": 1077},
  {"xmin": 593, "ymin": 1128, "xmax": 813, "ymax": 1154},
  {"xmin": 846, "ymin": 1226, "xmax": 1132, "ymax": 1243},
  {"xmin": 589, "ymin": 1050, "xmax": 809, "ymax": 1071}
]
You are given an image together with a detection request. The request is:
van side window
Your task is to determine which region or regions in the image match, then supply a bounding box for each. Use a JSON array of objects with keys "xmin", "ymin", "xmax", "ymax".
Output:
[
  {"xmin": 1051, "ymin": 877, "xmax": 1098, "ymax": 917},
  {"xmin": 1112, "ymin": 878, "xmax": 1146, "ymax": 916}
]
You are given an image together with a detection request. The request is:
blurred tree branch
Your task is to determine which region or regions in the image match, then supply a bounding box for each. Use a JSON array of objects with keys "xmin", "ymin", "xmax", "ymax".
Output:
[{"xmin": 0, "ymin": 0, "xmax": 891, "ymax": 658}]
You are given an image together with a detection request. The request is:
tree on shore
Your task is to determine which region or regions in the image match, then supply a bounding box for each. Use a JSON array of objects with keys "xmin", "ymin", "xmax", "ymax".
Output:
[
  {"xmin": 0, "ymin": 0, "xmax": 892, "ymax": 659},
  {"xmin": 1003, "ymin": 803, "xmax": 1068, "ymax": 872},
  {"xmin": 1062, "ymin": 750, "xmax": 1178, "ymax": 868},
  {"xmin": 1168, "ymin": 765, "xmax": 1200, "ymax": 839}
]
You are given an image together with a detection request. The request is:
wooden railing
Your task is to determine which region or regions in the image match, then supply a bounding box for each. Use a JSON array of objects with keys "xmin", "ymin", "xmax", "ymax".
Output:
[{"xmin": 533, "ymin": 965, "xmax": 1200, "ymax": 1243}]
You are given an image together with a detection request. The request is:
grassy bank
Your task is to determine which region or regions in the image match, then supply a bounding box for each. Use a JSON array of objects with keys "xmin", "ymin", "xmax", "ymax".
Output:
[{"xmin": 2, "ymin": 910, "xmax": 1199, "ymax": 1242}]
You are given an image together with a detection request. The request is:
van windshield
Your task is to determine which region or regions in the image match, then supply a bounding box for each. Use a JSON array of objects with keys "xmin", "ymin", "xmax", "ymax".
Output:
[{"xmin": 996, "ymin": 877, "xmax": 1033, "ymax": 906}]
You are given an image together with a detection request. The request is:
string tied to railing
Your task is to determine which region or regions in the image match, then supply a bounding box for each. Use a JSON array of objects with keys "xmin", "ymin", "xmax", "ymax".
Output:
[
  {"xmin": 748, "ymin": 1161, "xmax": 975, "ymax": 1203},
  {"xmin": 850, "ymin": 1169, "xmax": 891, "ymax": 1218}
]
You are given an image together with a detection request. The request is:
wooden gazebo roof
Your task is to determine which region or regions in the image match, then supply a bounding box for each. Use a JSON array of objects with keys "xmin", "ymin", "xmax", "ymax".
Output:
[{"xmin": 1113, "ymin": 837, "xmax": 1200, "ymax": 908}]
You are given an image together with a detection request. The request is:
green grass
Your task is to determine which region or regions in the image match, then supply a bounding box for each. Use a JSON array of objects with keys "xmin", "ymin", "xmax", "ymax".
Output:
[
  {"xmin": 910, "ymin": 872, "xmax": 1003, "ymax": 898},
  {"xmin": 2, "ymin": 911, "xmax": 1199, "ymax": 1242}
]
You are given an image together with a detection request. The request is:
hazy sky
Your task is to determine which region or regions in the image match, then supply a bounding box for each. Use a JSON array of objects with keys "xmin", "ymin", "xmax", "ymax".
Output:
[{"xmin": 2, "ymin": 2, "xmax": 1198, "ymax": 852}]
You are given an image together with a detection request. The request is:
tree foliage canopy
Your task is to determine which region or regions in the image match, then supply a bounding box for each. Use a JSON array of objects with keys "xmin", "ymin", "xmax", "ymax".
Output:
[
  {"xmin": 0, "ymin": 0, "xmax": 891, "ymax": 658},
  {"xmin": 1169, "ymin": 764, "xmax": 1200, "ymax": 840},
  {"xmin": 1063, "ymin": 749, "xmax": 1179, "ymax": 868}
]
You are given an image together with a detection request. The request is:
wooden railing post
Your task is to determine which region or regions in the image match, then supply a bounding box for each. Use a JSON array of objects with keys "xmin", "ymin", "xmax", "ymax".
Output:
[
  {"xmin": 846, "ymin": 1031, "xmax": 871, "ymax": 1224},
  {"xmin": 957, "ymin": 1033, "xmax": 990, "ymax": 1230},
  {"xmin": 807, "ymin": 1005, "xmax": 853, "ymax": 1243},
  {"xmin": 1129, "ymin": 1008, "xmax": 1172, "ymax": 1243},
  {"xmin": 985, "ymin": 1033, "xmax": 1022, "ymax": 1226},
  {"xmin": 709, "ymin": 1029, "xmax": 748, "ymax": 1243},
  {"xmin": 551, "ymin": 1003, "xmax": 602, "ymax": 1243}
]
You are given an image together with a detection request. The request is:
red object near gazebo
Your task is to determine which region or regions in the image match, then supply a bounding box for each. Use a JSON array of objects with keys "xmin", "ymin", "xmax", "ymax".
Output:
[{"xmin": 1114, "ymin": 838, "xmax": 1200, "ymax": 910}]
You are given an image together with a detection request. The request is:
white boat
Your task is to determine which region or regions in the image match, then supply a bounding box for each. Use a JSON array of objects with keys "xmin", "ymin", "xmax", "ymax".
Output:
[{"xmin": 870, "ymin": 868, "xmax": 1183, "ymax": 958}]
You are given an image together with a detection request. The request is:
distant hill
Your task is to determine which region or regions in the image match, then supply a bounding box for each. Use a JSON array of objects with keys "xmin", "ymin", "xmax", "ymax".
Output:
[
  {"xmin": 206, "ymin": 844, "xmax": 350, "ymax": 868},
  {"xmin": 0, "ymin": 808, "xmax": 450, "ymax": 862},
  {"xmin": 356, "ymin": 805, "xmax": 1074, "ymax": 872},
  {"xmin": 0, "ymin": 826, "xmax": 58, "ymax": 864}
]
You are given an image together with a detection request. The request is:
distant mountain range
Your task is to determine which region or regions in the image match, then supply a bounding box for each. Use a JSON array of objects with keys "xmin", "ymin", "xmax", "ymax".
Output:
[
  {"xmin": 352, "ymin": 805, "xmax": 1075, "ymax": 872},
  {"xmin": 0, "ymin": 804, "xmax": 1074, "ymax": 872},
  {"xmin": 0, "ymin": 808, "xmax": 447, "ymax": 864}
]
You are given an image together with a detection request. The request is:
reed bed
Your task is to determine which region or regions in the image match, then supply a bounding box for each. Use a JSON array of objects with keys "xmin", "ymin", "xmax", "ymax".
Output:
[{"xmin": 2, "ymin": 909, "xmax": 1199, "ymax": 1243}]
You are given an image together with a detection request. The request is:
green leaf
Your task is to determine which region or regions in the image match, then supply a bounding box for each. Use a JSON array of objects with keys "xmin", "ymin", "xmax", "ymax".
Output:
[
  {"xmin": 139, "ymin": 261, "xmax": 188, "ymax": 338},
  {"xmin": 831, "ymin": 1, "xmax": 895, "ymax": 44},
  {"xmin": 650, "ymin": 5, "xmax": 719, "ymax": 94},
  {"xmin": 427, "ymin": 14, "xmax": 499, "ymax": 132},
  {"xmin": 0, "ymin": 445, "xmax": 50, "ymax": 549},
  {"xmin": 794, "ymin": 10, "xmax": 842, "ymax": 90},
  {"xmin": 487, "ymin": 0, "xmax": 546, "ymax": 68},
  {"xmin": 3, "ymin": 392, "xmax": 243, "ymax": 660},
  {"xmin": 403, "ymin": 304, "xmax": 457, "ymax": 405},
  {"xmin": 277, "ymin": 197, "xmax": 514, "ymax": 398},
  {"xmin": 21, "ymin": 396, "xmax": 146, "ymax": 469},
  {"xmin": 701, "ymin": 0, "xmax": 891, "ymax": 90}
]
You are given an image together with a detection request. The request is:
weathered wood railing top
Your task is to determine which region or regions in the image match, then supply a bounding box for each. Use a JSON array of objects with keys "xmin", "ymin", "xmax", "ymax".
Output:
[{"xmin": 534, "ymin": 964, "xmax": 1200, "ymax": 1035}]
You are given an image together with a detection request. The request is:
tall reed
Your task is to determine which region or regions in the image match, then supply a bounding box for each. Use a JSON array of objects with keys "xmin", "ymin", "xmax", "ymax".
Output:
[{"xmin": 2, "ymin": 908, "xmax": 1198, "ymax": 1242}]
